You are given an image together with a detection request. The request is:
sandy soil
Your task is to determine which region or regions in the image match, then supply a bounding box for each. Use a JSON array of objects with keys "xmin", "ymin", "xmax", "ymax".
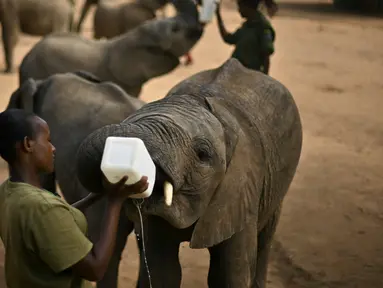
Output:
[{"xmin": 0, "ymin": 0, "xmax": 382, "ymax": 287}]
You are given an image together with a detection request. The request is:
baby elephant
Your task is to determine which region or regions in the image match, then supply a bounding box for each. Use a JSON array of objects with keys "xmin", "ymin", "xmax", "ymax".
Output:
[
  {"xmin": 0, "ymin": 0, "xmax": 75, "ymax": 73},
  {"xmin": 76, "ymin": 58, "xmax": 303, "ymax": 288},
  {"xmin": 19, "ymin": 15, "xmax": 203, "ymax": 97}
]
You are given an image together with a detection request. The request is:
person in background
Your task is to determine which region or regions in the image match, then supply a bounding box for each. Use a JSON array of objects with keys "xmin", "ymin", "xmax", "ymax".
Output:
[
  {"xmin": 184, "ymin": 0, "xmax": 278, "ymax": 67},
  {"xmin": 0, "ymin": 108, "xmax": 149, "ymax": 288},
  {"xmin": 216, "ymin": 0, "xmax": 276, "ymax": 74},
  {"xmin": 263, "ymin": 0, "xmax": 278, "ymax": 17}
]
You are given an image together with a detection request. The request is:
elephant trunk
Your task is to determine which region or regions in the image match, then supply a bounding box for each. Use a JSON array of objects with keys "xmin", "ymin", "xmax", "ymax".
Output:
[
  {"xmin": 76, "ymin": 123, "xmax": 128, "ymax": 194},
  {"xmin": 76, "ymin": 121, "xmax": 183, "ymax": 195},
  {"xmin": 76, "ymin": 118, "xmax": 196, "ymax": 228},
  {"xmin": 171, "ymin": 0, "xmax": 199, "ymax": 26}
]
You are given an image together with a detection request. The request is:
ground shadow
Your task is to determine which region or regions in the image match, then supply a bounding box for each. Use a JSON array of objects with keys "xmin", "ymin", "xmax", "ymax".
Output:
[
  {"xmin": 223, "ymin": 0, "xmax": 383, "ymax": 22},
  {"xmin": 269, "ymin": 239, "xmax": 330, "ymax": 288},
  {"xmin": 274, "ymin": 1, "xmax": 383, "ymax": 21}
]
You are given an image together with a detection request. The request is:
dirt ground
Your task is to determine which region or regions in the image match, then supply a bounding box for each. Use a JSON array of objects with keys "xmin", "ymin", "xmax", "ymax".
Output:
[{"xmin": 0, "ymin": 0, "xmax": 382, "ymax": 287}]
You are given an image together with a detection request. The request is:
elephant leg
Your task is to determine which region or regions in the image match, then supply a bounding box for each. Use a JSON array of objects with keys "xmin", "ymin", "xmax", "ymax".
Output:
[
  {"xmin": 76, "ymin": 0, "xmax": 93, "ymax": 32},
  {"xmin": 0, "ymin": 9, "xmax": 19, "ymax": 73},
  {"xmin": 68, "ymin": 8, "xmax": 75, "ymax": 32},
  {"xmin": 137, "ymin": 216, "xmax": 182, "ymax": 288},
  {"xmin": 255, "ymin": 207, "xmax": 281, "ymax": 288},
  {"xmin": 207, "ymin": 222, "xmax": 258, "ymax": 288}
]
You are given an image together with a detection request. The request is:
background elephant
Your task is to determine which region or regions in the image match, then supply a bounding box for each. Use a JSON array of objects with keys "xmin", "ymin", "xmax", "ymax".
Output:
[
  {"xmin": 6, "ymin": 71, "xmax": 145, "ymax": 288},
  {"xmin": 76, "ymin": 0, "xmax": 169, "ymax": 39},
  {"xmin": 0, "ymin": 0, "xmax": 75, "ymax": 73},
  {"xmin": 75, "ymin": 58, "xmax": 303, "ymax": 288},
  {"xmin": 18, "ymin": 6, "xmax": 204, "ymax": 97}
]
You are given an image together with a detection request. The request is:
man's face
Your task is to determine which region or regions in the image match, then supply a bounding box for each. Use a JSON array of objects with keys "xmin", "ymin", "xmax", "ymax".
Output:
[
  {"xmin": 29, "ymin": 117, "xmax": 56, "ymax": 174},
  {"xmin": 237, "ymin": 1, "xmax": 257, "ymax": 18},
  {"xmin": 238, "ymin": 2, "xmax": 249, "ymax": 17}
]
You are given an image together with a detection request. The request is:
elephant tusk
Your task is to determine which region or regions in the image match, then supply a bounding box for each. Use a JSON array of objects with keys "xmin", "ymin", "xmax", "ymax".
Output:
[{"xmin": 164, "ymin": 181, "xmax": 173, "ymax": 207}]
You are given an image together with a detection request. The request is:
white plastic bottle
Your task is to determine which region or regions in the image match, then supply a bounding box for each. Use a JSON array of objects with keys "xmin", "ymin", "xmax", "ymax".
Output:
[
  {"xmin": 199, "ymin": 0, "xmax": 220, "ymax": 23},
  {"xmin": 100, "ymin": 137, "xmax": 156, "ymax": 199}
]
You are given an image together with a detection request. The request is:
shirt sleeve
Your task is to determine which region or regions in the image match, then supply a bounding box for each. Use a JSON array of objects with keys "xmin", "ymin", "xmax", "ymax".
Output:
[
  {"xmin": 29, "ymin": 203, "xmax": 93, "ymax": 273},
  {"xmin": 260, "ymin": 27, "xmax": 275, "ymax": 55}
]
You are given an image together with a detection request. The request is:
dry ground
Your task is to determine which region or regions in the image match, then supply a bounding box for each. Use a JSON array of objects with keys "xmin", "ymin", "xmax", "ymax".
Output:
[{"xmin": 0, "ymin": 0, "xmax": 382, "ymax": 287}]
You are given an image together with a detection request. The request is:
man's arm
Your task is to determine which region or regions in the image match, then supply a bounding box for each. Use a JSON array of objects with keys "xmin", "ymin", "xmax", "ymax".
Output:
[
  {"xmin": 31, "ymin": 176, "xmax": 149, "ymax": 282},
  {"xmin": 216, "ymin": 4, "xmax": 238, "ymax": 45}
]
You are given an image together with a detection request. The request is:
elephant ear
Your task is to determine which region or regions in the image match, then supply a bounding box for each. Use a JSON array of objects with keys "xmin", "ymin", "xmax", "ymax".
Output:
[
  {"xmin": 6, "ymin": 78, "xmax": 38, "ymax": 112},
  {"xmin": 190, "ymin": 97, "xmax": 264, "ymax": 249}
]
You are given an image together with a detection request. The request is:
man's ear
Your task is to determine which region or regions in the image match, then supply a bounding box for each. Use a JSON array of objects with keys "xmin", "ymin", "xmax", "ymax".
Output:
[{"xmin": 22, "ymin": 136, "xmax": 34, "ymax": 153}]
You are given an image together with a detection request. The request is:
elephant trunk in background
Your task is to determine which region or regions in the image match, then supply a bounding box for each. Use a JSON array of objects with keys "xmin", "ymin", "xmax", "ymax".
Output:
[{"xmin": 170, "ymin": 0, "xmax": 200, "ymax": 25}]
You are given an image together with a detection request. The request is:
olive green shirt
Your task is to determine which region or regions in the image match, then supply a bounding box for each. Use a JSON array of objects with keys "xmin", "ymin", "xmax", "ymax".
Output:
[
  {"xmin": 222, "ymin": 11, "xmax": 276, "ymax": 72},
  {"xmin": 0, "ymin": 180, "xmax": 93, "ymax": 288}
]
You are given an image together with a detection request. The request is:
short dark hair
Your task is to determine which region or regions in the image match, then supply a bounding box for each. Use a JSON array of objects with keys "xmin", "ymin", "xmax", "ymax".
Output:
[{"xmin": 0, "ymin": 109, "xmax": 37, "ymax": 164}]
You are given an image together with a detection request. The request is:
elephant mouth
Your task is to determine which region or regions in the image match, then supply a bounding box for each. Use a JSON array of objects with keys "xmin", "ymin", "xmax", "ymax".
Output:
[
  {"xmin": 150, "ymin": 164, "xmax": 175, "ymax": 208},
  {"xmin": 128, "ymin": 163, "xmax": 176, "ymax": 215},
  {"xmin": 125, "ymin": 162, "xmax": 198, "ymax": 229}
]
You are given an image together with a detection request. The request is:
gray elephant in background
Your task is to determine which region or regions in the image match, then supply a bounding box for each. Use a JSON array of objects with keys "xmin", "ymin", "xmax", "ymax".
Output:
[
  {"xmin": 19, "ymin": 5, "xmax": 203, "ymax": 97},
  {"xmin": 0, "ymin": 0, "xmax": 75, "ymax": 73},
  {"xmin": 76, "ymin": 0, "xmax": 169, "ymax": 39},
  {"xmin": 75, "ymin": 58, "xmax": 303, "ymax": 288},
  {"xmin": 6, "ymin": 70, "xmax": 145, "ymax": 288}
]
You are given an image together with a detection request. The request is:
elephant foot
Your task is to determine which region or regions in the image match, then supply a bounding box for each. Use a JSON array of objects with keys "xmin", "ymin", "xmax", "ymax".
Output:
[{"xmin": 3, "ymin": 67, "xmax": 14, "ymax": 74}]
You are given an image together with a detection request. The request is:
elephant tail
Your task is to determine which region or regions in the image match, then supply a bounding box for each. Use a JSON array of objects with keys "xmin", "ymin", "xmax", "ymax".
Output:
[{"xmin": 6, "ymin": 78, "xmax": 41, "ymax": 113}]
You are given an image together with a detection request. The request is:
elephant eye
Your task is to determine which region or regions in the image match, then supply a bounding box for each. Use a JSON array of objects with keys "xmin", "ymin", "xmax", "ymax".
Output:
[
  {"xmin": 196, "ymin": 149, "xmax": 211, "ymax": 162},
  {"xmin": 193, "ymin": 139, "xmax": 213, "ymax": 163}
]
